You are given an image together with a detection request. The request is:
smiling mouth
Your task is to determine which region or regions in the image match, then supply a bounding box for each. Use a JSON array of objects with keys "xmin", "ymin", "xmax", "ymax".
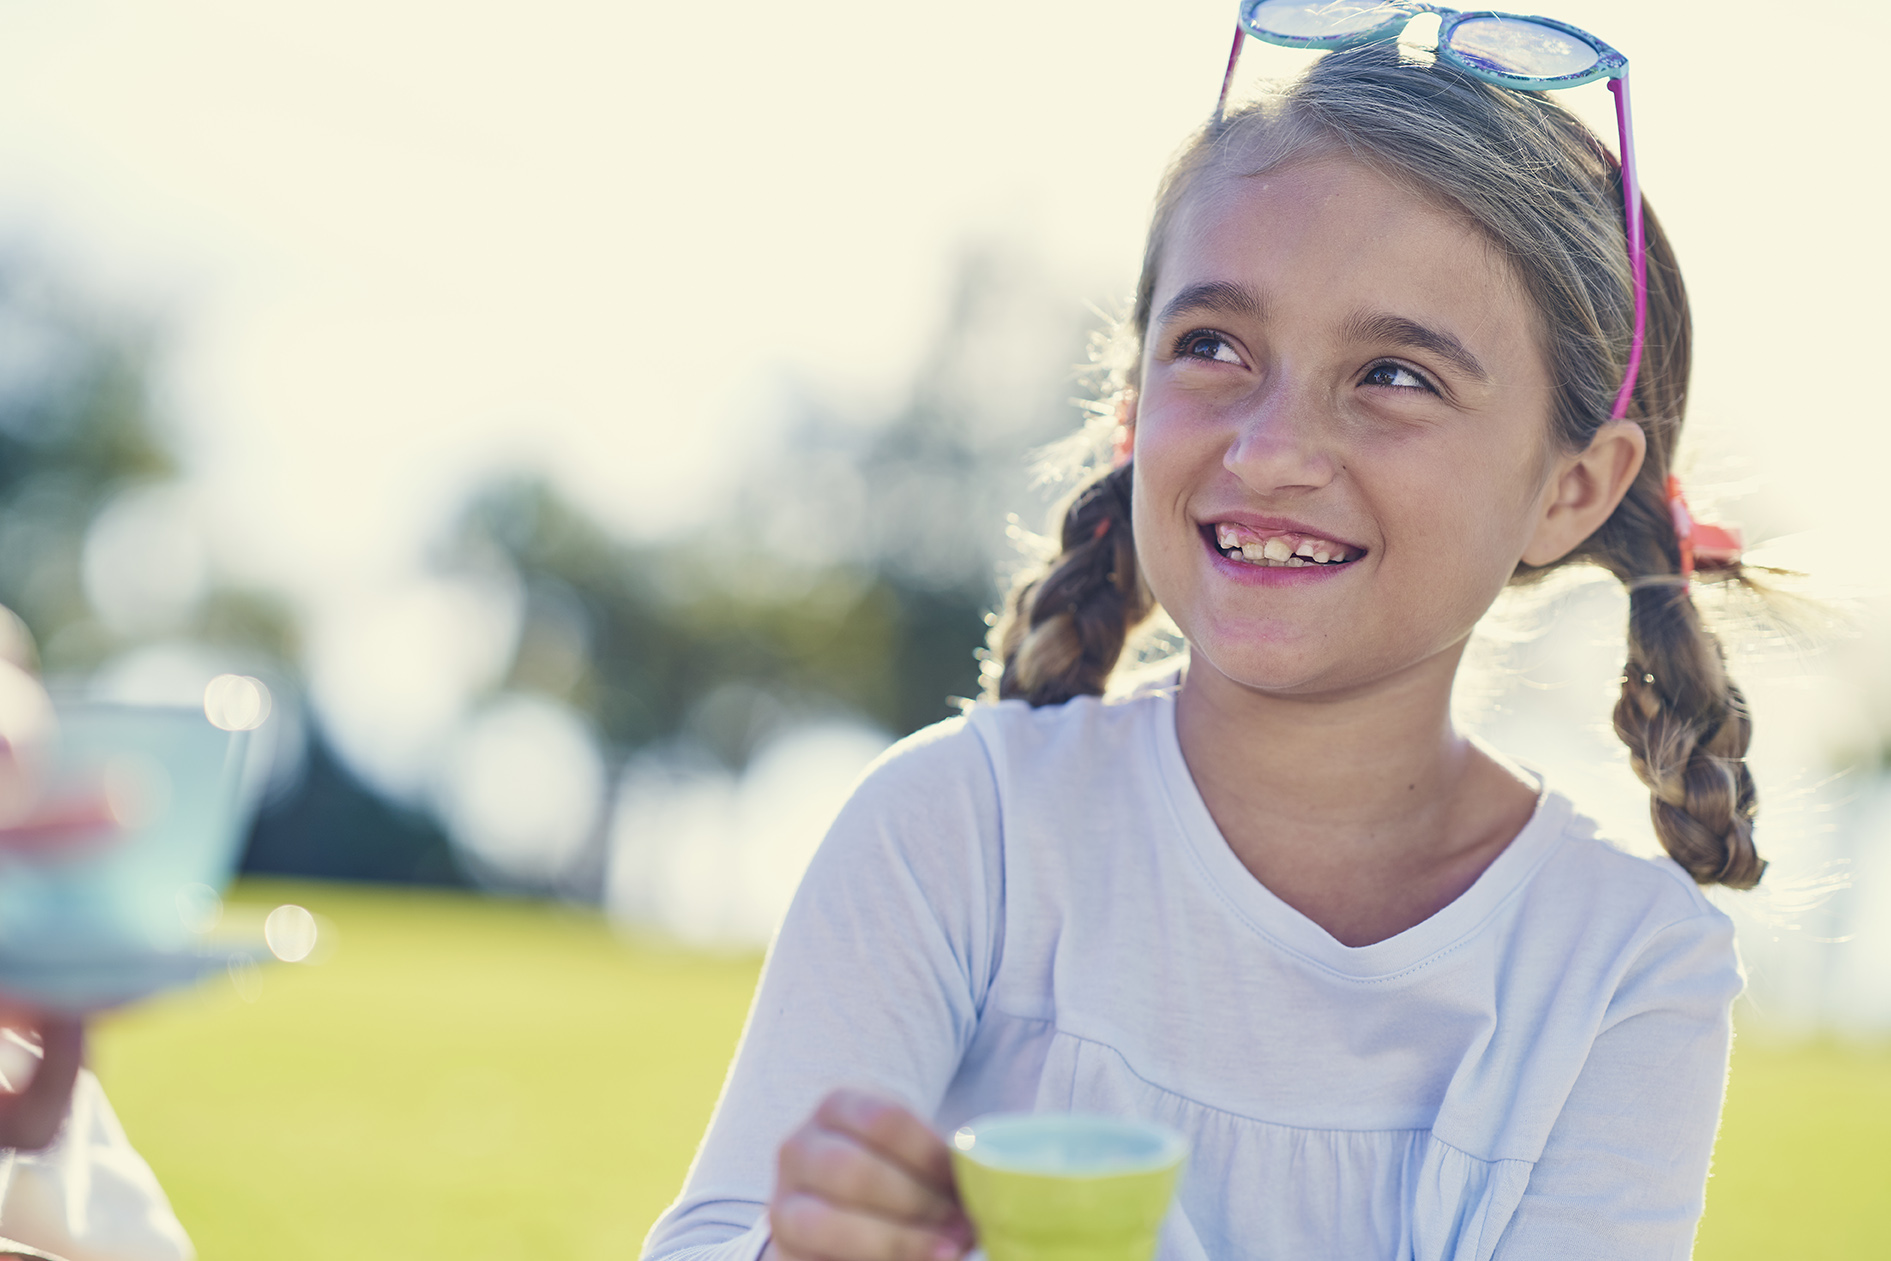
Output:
[{"xmin": 1204, "ymin": 522, "xmax": 1363, "ymax": 568}]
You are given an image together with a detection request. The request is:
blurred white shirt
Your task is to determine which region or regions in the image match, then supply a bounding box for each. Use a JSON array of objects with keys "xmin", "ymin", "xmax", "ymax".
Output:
[{"xmin": 0, "ymin": 1039, "xmax": 192, "ymax": 1261}]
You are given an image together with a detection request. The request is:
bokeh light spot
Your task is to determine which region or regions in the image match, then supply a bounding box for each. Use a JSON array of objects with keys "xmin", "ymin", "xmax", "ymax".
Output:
[
  {"xmin": 204, "ymin": 673, "xmax": 272, "ymax": 732},
  {"xmin": 436, "ymin": 693, "xmax": 604, "ymax": 885},
  {"xmin": 264, "ymin": 904, "xmax": 318, "ymax": 962}
]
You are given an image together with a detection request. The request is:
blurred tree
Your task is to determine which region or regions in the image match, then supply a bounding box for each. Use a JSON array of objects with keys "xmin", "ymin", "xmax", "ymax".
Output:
[
  {"xmin": 453, "ymin": 474, "xmax": 987, "ymax": 761},
  {"xmin": 409, "ymin": 241, "xmax": 1100, "ymax": 894},
  {"xmin": 243, "ymin": 734, "xmax": 464, "ymax": 885},
  {"xmin": 0, "ymin": 236, "xmax": 1104, "ymax": 891},
  {"xmin": 0, "ymin": 253, "xmax": 459, "ymax": 884},
  {"xmin": 0, "ymin": 262, "xmax": 296, "ymax": 669},
  {"xmin": 446, "ymin": 238, "xmax": 1098, "ymax": 769},
  {"xmin": 0, "ymin": 267, "xmax": 176, "ymax": 665}
]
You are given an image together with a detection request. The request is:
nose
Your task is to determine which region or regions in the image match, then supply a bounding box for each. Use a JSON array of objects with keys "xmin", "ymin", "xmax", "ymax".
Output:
[{"xmin": 1223, "ymin": 377, "xmax": 1341, "ymax": 495}]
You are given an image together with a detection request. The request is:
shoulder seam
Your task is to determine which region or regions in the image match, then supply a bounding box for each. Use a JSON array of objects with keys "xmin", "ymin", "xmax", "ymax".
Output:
[{"xmin": 960, "ymin": 713, "xmax": 1009, "ymax": 1019}]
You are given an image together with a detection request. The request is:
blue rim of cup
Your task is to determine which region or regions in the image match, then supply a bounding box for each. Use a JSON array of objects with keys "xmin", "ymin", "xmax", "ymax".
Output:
[{"xmin": 950, "ymin": 1112, "xmax": 1187, "ymax": 1178}]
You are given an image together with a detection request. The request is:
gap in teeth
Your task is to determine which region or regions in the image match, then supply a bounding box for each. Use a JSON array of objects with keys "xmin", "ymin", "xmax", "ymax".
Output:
[{"xmin": 1215, "ymin": 524, "xmax": 1349, "ymax": 565}]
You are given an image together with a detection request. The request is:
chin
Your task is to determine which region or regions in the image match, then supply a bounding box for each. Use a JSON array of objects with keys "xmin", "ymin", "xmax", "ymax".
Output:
[{"xmin": 1185, "ymin": 637, "xmax": 1344, "ymax": 696}]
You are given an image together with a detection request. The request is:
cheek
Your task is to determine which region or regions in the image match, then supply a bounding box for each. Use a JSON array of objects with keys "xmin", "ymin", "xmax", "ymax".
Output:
[
  {"xmin": 1128, "ymin": 459, "xmax": 1187, "ymax": 601},
  {"xmin": 1127, "ymin": 446, "xmax": 1218, "ymax": 623},
  {"xmin": 1376, "ymin": 437, "xmax": 1547, "ymax": 583}
]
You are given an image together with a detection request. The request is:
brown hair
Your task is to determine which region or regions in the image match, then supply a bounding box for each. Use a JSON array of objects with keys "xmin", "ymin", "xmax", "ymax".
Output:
[{"xmin": 987, "ymin": 45, "xmax": 1764, "ymax": 888}]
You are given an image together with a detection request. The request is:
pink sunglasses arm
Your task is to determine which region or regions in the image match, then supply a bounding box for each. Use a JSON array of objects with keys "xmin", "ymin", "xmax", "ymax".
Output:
[
  {"xmin": 1608, "ymin": 74, "xmax": 1647, "ymax": 421},
  {"xmin": 1217, "ymin": 28, "xmax": 1246, "ymax": 119}
]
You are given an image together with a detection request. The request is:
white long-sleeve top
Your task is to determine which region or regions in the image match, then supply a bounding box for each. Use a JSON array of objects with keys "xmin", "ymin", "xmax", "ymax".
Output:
[{"xmin": 643, "ymin": 681, "xmax": 1742, "ymax": 1261}]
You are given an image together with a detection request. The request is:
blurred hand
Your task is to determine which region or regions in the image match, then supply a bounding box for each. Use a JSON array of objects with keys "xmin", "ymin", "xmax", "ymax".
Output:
[
  {"xmin": 765, "ymin": 1088, "xmax": 973, "ymax": 1261},
  {"xmin": 0, "ymin": 608, "xmax": 91, "ymax": 1152},
  {"xmin": 0, "ymin": 609, "xmax": 114, "ymax": 851},
  {"xmin": 0, "ymin": 1013, "xmax": 82, "ymax": 1151},
  {"xmin": 0, "ymin": 653, "xmax": 55, "ymax": 832}
]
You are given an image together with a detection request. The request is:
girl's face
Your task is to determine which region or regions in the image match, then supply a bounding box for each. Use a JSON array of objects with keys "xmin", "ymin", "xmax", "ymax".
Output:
[{"xmin": 1132, "ymin": 154, "xmax": 1565, "ymax": 698}]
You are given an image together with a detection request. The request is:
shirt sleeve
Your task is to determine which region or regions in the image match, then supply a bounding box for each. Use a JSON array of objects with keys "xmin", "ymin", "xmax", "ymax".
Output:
[
  {"xmin": 1490, "ymin": 908, "xmax": 1742, "ymax": 1261},
  {"xmin": 640, "ymin": 718, "xmax": 1005, "ymax": 1261},
  {"xmin": 0, "ymin": 1066, "xmax": 195, "ymax": 1261}
]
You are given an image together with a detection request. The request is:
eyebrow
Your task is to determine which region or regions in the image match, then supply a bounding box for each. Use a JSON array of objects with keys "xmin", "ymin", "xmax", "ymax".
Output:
[
  {"xmin": 1154, "ymin": 280, "xmax": 1267, "ymax": 329},
  {"xmin": 1341, "ymin": 311, "xmax": 1490, "ymax": 382}
]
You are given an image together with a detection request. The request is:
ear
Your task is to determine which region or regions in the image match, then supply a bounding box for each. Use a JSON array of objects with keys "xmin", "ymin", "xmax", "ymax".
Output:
[
  {"xmin": 1520, "ymin": 419, "xmax": 1647, "ymax": 567},
  {"xmin": 1111, "ymin": 388, "xmax": 1139, "ymax": 469}
]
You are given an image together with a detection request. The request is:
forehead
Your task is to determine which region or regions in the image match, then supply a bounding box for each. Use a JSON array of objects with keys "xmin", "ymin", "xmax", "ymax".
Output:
[{"xmin": 1159, "ymin": 154, "xmax": 1537, "ymax": 339}]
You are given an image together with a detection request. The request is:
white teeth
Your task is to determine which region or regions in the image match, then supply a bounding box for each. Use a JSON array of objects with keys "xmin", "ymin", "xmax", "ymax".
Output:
[{"xmin": 1214, "ymin": 524, "xmax": 1358, "ymax": 566}]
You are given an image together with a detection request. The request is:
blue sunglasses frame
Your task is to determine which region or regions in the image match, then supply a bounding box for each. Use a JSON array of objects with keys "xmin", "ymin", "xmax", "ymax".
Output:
[
  {"xmin": 1216, "ymin": 1, "xmax": 1647, "ymax": 422},
  {"xmin": 1225, "ymin": 1, "xmax": 1626, "ymax": 94}
]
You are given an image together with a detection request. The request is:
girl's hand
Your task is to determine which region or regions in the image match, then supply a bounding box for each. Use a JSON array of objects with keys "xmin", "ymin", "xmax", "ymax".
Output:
[
  {"xmin": 766, "ymin": 1087, "xmax": 974, "ymax": 1261},
  {"xmin": 0, "ymin": 655, "xmax": 55, "ymax": 833},
  {"xmin": 0, "ymin": 619, "xmax": 114, "ymax": 852}
]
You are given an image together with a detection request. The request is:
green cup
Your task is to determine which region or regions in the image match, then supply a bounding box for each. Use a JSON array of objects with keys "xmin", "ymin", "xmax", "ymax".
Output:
[{"xmin": 949, "ymin": 1112, "xmax": 1186, "ymax": 1261}]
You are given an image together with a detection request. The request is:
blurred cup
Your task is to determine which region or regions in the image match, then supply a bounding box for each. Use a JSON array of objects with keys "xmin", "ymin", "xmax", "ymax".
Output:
[
  {"xmin": 949, "ymin": 1112, "xmax": 1186, "ymax": 1261},
  {"xmin": 0, "ymin": 691, "xmax": 263, "ymax": 1011}
]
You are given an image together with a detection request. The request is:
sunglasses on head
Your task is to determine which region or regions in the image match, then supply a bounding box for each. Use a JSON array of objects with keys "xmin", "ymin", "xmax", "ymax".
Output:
[{"xmin": 1217, "ymin": 1, "xmax": 1646, "ymax": 422}]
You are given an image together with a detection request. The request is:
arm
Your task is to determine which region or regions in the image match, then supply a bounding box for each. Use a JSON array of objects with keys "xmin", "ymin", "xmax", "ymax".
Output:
[
  {"xmin": 641, "ymin": 719, "xmax": 1004, "ymax": 1261},
  {"xmin": 1490, "ymin": 911, "xmax": 1741, "ymax": 1261}
]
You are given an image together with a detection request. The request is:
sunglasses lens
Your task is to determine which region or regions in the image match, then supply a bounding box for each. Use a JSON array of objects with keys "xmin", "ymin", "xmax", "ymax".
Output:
[
  {"xmin": 1243, "ymin": 0, "xmax": 1404, "ymax": 40},
  {"xmin": 1444, "ymin": 17, "xmax": 1599, "ymax": 80}
]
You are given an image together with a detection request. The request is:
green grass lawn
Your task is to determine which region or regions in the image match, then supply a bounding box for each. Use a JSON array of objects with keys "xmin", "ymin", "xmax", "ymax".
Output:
[{"xmin": 88, "ymin": 880, "xmax": 1890, "ymax": 1260}]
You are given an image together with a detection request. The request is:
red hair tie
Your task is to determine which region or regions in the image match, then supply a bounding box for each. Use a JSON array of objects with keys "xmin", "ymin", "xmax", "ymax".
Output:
[
  {"xmin": 1110, "ymin": 391, "xmax": 1135, "ymax": 470},
  {"xmin": 1665, "ymin": 475, "xmax": 1743, "ymax": 581}
]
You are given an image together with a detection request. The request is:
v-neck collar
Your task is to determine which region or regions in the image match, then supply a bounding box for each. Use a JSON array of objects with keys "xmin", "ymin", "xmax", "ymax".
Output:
[{"xmin": 1144, "ymin": 684, "xmax": 1571, "ymax": 981}]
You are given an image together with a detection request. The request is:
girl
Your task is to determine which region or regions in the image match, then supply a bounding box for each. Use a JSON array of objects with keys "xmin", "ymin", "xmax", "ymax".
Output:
[{"xmin": 644, "ymin": 16, "xmax": 1758, "ymax": 1261}]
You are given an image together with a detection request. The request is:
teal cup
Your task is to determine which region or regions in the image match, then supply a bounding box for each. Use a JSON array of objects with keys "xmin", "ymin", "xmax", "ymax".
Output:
[
  {"xmin": 0, "ymin": 694, "xmax": 269, "ymax": 1011},
  {"xmin": 950, "ymin": 1112, "xmax": 1186, "ymax": 1261}
]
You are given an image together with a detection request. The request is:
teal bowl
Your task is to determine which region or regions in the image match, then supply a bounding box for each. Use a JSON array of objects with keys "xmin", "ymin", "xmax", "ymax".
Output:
[{"xmin": 0, "ymin": 699, "xmax": 263, "ymax": 1010}]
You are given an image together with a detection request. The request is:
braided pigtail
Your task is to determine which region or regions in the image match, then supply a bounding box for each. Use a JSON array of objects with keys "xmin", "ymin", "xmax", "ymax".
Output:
[
  {"xmin": 1594, "ymin": 474, "xmax": 1764, "ymax": 888},
  {"xmin": 987, "ymin": 463, "xmax": 1152, "ymax": 707},
  {"xmin": 1614, "ymin": 581, "xmax": 1763, "ymax": 888}
]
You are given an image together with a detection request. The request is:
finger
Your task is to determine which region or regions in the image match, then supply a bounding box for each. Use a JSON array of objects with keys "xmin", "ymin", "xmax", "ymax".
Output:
[
  {"xmin": 813, "ymin": 1090, "xmax": 958, "ymax": 1197},
  {"xmin": 771, "ymin": 1191, "xmax": 967, "ymax": 1261},
  {"xmin": 0, "ymin": 789, "xmax": 120, "ymax": 854},
  {"xmin": 778, "ymin": 1125, "xmax": 964, "ymax": 1231},
  {"xmin": 0, "ymin": 1017, "xmax": 82, "ymax": 1151}
]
